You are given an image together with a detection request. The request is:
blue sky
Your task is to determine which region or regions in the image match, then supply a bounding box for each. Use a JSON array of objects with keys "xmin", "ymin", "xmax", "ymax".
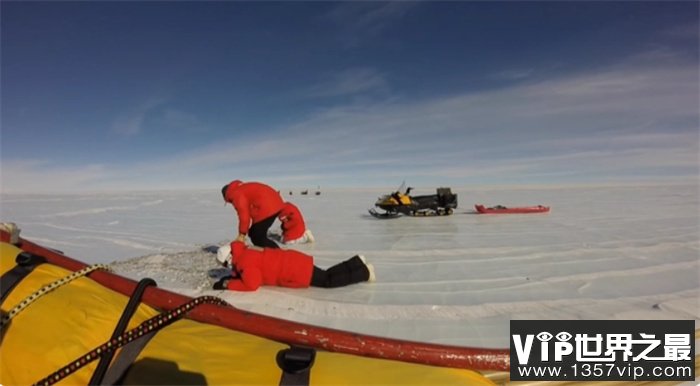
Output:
[{"xmin": 2, "ymin": 1, "xmax": 698, "ymax": 193}]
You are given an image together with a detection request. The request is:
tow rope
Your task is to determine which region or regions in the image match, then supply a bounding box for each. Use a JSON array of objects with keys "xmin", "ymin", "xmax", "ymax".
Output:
[
  {"xmin": 0, "ymin": 263, "xmax": 111, "ymax": 328},
  {"xmin": 33, "ymin": 295, "xmax": 229, "ymax": 386}
]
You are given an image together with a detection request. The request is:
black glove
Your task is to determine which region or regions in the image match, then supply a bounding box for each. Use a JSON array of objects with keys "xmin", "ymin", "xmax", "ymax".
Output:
[{"xmin": 213, "ymin": 276, "xmax": 233, "ymax": 290}]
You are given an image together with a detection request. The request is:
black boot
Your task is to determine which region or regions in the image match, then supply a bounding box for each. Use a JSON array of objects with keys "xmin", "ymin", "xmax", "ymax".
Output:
[
  {"xmin": 347, "ymin": 255, "xmax": 366, "ymax": 270},
  {"xmin": 319, "ymin": 259, "xmax": 370, "ymax": 288}
]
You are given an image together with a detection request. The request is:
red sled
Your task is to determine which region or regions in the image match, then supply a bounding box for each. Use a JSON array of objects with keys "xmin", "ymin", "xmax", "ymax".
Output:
[{"xmin": 475, "ymin": 204, "xmax": 550, "ymax": 214}]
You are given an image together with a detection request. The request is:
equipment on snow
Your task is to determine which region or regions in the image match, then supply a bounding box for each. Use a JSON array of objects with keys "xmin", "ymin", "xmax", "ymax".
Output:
[
  {"xmin": 208, "ymin": 268, "xmax": 235, "ymax": 280},
  {"xmin": 474, "ymin": 204, "xmax": 550, "ymax": 214},
  {"xmin": 369, "ymin": 183, "xmax": 458, "ymax": 218},
  {"xmin": 202, "ymin": 245, "xmax": 220, "ymax": 254}
]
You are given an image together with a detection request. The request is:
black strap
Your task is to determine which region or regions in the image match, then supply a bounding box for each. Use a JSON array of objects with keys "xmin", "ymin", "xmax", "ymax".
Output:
[
  {"xmin": 0, "ymin": 252, "xmax": 46, "ymax": 305},
  {"xmin": 100, "ymin": 330, "xmax": 158, "ymax": 385},
  {"xmin": 89, "ymin": 278, "xmax": 157, "ymax": 386},
  {"xmin": 277, "ymin": 346, "xmax": 316, "ymax": 386}
]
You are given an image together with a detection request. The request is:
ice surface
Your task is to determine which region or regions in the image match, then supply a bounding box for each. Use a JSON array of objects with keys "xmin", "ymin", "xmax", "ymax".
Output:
[{"xmin": 1, "ymin": 184, "xmax": 698, "ymax": 348}]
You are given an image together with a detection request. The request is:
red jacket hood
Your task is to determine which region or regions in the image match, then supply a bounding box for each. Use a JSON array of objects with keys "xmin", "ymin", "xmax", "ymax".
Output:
[{"xmin": 224, "ymin": 180, "xmax": 243, "ymax": 203}]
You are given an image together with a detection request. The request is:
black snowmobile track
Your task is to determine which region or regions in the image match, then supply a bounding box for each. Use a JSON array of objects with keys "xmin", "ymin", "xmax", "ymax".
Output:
[{"xmin": 409, "ymin": 207, "xmax": 454, "ymax": 217}]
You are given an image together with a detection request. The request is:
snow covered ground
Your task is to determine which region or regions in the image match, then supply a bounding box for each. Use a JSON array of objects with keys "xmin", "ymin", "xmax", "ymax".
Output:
[{"xmin": 1, "ymin": 183, "xmax": 698, "ymax": 348}]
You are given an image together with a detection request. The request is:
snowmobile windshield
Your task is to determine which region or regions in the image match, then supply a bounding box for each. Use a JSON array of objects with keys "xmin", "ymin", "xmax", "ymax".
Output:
[{"xmin": 396, "ymin": 181, "xmax": 406, "ymax": 194}]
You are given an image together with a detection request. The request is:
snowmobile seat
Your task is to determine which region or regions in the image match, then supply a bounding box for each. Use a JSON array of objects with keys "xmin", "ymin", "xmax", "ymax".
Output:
[{"xmin": 436, "ymin": 188, "xmax": 457, "ymax": 208}]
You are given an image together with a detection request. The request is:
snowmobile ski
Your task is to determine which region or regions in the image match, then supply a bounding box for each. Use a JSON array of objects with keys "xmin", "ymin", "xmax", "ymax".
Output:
[{"xmin": 368, "ymin": 208, "xmax": 402, "ymax": 219}]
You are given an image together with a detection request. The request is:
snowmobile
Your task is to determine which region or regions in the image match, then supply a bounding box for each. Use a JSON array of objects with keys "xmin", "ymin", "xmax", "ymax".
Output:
[{"xmin": 369, "ymin": 183, "xmax": 458, "ymax": 218}]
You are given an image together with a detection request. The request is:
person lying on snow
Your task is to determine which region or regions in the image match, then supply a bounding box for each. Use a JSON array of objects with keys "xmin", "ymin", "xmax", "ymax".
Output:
[
  {"xmin": 222, "ymin": 180, "xmax": 309, "ymax": 249},
  {"xmin": 278, "ymin": 202, "xmax": 314, "ymax": 244},
  {"xmin": 213, "ymin": 241, "xmax": 375, "ymax": 291}
]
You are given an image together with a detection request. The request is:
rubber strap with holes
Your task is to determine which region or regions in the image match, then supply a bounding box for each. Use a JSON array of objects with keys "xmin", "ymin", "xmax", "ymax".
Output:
[{"xmin": 0, "ymin": 264, "xmax": 110, "ymax": 328}]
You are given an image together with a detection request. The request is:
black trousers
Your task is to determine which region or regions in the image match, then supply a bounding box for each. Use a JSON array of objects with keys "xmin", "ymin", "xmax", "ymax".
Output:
[
  {"xmin": 310, "ymin": 256, "xmax": 369, "ymax": 288},
  {"xmin": 249, "ymin": 212, "xmax": 280, "ymax": 249}
]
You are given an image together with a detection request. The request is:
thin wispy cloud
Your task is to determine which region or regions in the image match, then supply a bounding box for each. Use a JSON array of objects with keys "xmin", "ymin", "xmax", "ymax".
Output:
[
  {"xmin": 627, "ymin": 45, "xmax": 692, "ymax": 64},
  {"xmin": 662, "ymin": 22, "xmax": 699, "ymax": 39},
  {"xmin": 111, "ymin": 97, "xmax": 166, "ymax": 136},
  {"xmin": 303, "ymin": 68, "xmax": 389, "ymax": 98},
  {"xmin": 112, "ymin": 112, "xmax": 146, "ymax": 137},
  {"xmin": 325, "ymin": 2, "xmax": 419, "ymax": 47},
  {"xmin": 159, "ymin": 108, "xmax": 205, "ymax": 133},
  {"xmin": 491, "ymin": 69, "xmax": 536, "ymax": 81}
]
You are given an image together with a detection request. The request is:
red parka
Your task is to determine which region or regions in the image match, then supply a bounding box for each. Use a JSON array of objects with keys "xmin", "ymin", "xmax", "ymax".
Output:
[
  {"xmin": 226, "ymin": 241, "xmax": 314, "ymax": 291},
  {"xmin": 224, "ymin": 180, "xmax": 284, "ymax": 235},
  {"xmin": 279, "ymin": 202, "xmax": 306, "ymax": 243}
]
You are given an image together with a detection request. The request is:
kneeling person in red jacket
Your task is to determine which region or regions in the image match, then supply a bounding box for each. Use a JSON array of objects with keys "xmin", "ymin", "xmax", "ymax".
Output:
[
  {"xmin": 278, "ymin": 202, "xmax": 314, "ymax": 244},
  {"xmin": 222, "ymin": 180, "xmax": 285, "ymax": 249},
  {"xmin": 213, "ymin": 241, "xmax": 375, "ymax": 291}
]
